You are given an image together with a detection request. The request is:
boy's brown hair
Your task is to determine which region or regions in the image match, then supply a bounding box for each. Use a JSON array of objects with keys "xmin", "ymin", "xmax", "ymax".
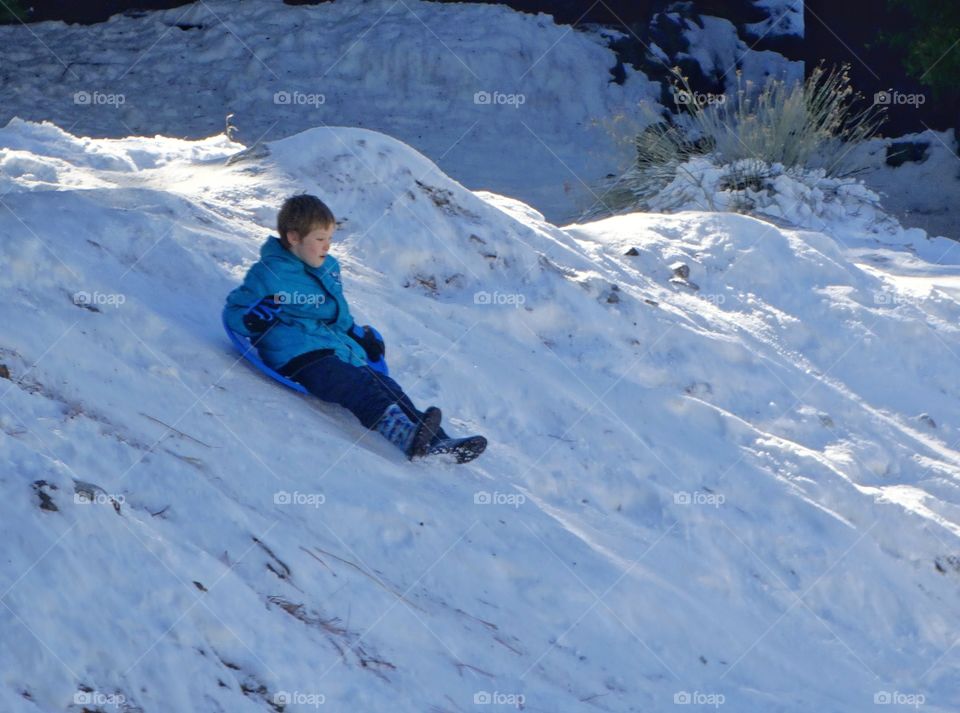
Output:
[{"xmin": 277, "ymin": 194, "xmax": 336, "ymax": 248}]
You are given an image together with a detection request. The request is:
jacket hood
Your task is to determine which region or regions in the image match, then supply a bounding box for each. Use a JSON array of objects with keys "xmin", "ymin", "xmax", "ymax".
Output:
[{"xmin": 260, "ymin": 235, "xmax": 296, "ymax": 263}]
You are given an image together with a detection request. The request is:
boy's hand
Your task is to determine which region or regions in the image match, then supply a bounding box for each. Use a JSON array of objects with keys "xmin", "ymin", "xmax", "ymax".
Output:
[
  {"xmin": 348, "ymin": 323, "xmax": 385, "ymax": 361},
  {"xmin": 242, "ymin": 295, "xmax": 283, "ymax": 334}
]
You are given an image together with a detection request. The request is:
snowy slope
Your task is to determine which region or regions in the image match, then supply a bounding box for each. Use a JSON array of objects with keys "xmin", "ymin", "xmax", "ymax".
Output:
[{"xmin": 2, "ymin": 119, "xmax": 960, "ymax": 712}]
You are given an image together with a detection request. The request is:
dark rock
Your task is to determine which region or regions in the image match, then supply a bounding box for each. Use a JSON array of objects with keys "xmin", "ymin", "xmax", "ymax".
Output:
[
  {"xmin": 934, "ymin": 555, "xmax": 960, "ymax": 574},
  {"xmin": 32, "ymin": 480, "xmax": 59, "ymax": 512},
  {"xmin": 886, "ymin": 141, "xmax": 930, "ymax": 167}
]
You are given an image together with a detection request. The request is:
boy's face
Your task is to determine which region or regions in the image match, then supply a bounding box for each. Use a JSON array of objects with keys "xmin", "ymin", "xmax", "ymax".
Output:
[{"xmin": 286, "ymin": 223, "xmax": 334, "ymax": 268}]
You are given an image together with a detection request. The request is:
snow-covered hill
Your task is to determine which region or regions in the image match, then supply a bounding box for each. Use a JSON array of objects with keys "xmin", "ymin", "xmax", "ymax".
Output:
[
  {"xmin": 0, "ymin": 0, "xmax": 663, "ymax": 225},
  {"xmin": 2, "ymin": 118, "xmax": 959, "ymax": 712}
]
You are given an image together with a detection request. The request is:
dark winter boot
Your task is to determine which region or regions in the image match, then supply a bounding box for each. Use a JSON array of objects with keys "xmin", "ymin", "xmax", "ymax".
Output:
[
  {"xmin": 376, "ymin": 403, "xmax": 441, "ymax": 459},
  {"xmin": 426, "ymin": 430, "xmax": 487, "ymax": 464}
]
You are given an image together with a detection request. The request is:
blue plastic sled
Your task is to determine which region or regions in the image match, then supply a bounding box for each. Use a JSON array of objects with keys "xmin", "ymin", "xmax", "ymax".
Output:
[{"xmin": 222, "ymin": 313, "xmax": 389, "ymax": 395}]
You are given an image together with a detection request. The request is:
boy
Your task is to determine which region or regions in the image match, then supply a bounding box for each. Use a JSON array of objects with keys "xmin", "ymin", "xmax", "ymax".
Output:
[{"xmin": 223, "ymin": 194, "xmax": 485, "ymax": 462}]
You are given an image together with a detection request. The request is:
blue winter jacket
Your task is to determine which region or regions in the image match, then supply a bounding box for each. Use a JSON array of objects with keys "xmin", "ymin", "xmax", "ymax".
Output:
[{"xmin": 223, "ymin": 237, "xmax": 368, "ymax": 370}]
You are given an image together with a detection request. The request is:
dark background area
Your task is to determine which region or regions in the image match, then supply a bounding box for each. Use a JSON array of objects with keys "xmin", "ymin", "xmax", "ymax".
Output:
[
  {"xmin": 7, "ymin": 0, "xmax": 959, "ymax": 135},
  {"xmin": 802, "ymin": 0, "xmax": 959, "ymax": 136}
]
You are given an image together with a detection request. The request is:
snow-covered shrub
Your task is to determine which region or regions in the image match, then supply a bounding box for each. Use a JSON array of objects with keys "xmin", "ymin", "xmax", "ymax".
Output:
[
  {"xmin": 589, "ymin": 64, "xmax": 887, "ymax": 221},
  {"xmin": 684, "ymin": 63, "xmax": 885, "ymax": 173},
  {"xmin": 643, "ymin": 156, "xmax": 904, "ymax": 236}
]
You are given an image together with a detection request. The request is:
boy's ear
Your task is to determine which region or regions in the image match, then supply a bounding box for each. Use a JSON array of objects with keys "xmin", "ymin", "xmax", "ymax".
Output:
[{"xmin": 285, "ymin": 230, "xmax": 301, "ymax": 244}]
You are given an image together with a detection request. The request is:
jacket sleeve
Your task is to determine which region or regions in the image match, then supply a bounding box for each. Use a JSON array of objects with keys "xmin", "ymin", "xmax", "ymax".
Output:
[{"xmin": 223, "ymin": 263, "xmax": 273, "ymax": 337}]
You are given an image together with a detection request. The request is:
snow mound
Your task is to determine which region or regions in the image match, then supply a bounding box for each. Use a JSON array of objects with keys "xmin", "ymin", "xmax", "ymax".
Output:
[
  {"xmin": 0, "ymin": 0, "xmax": 661, "ymax": 223},
  {"xmin": 643, "ymin": 157, "xmax": 959, "ymax": 263},
  {"xmin": 2, "ymin": 120, "xmax": 960, "ymax": 712}
]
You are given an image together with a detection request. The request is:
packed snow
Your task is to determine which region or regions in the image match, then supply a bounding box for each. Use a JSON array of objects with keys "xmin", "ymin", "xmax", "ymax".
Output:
[
  {"xmin": 746, "ymin": 0, "xmax": 804, "ymax": 39},
  {"xmin": 0, "ymin": 0, "xmax": 664, "ymax": 224},
  {"xmin": 636, "ymin": 156, "xmax": 958, "ymax": 263},
  {"xmin": 846, "ymin": 129, "xmax": 960, "ymax": 243},
  {"xmin": 676, "ymin": 14, "xmax": 801, "ymax": 89},
  {"xmin": 1, "ymin": 117, "xmax": 959, "ymax": 712}
]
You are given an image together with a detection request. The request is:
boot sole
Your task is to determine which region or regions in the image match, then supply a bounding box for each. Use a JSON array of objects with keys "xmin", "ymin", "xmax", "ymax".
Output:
[{"xmin": 428, "ymin": 435, "xmax": 487, "ymax": 464}]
